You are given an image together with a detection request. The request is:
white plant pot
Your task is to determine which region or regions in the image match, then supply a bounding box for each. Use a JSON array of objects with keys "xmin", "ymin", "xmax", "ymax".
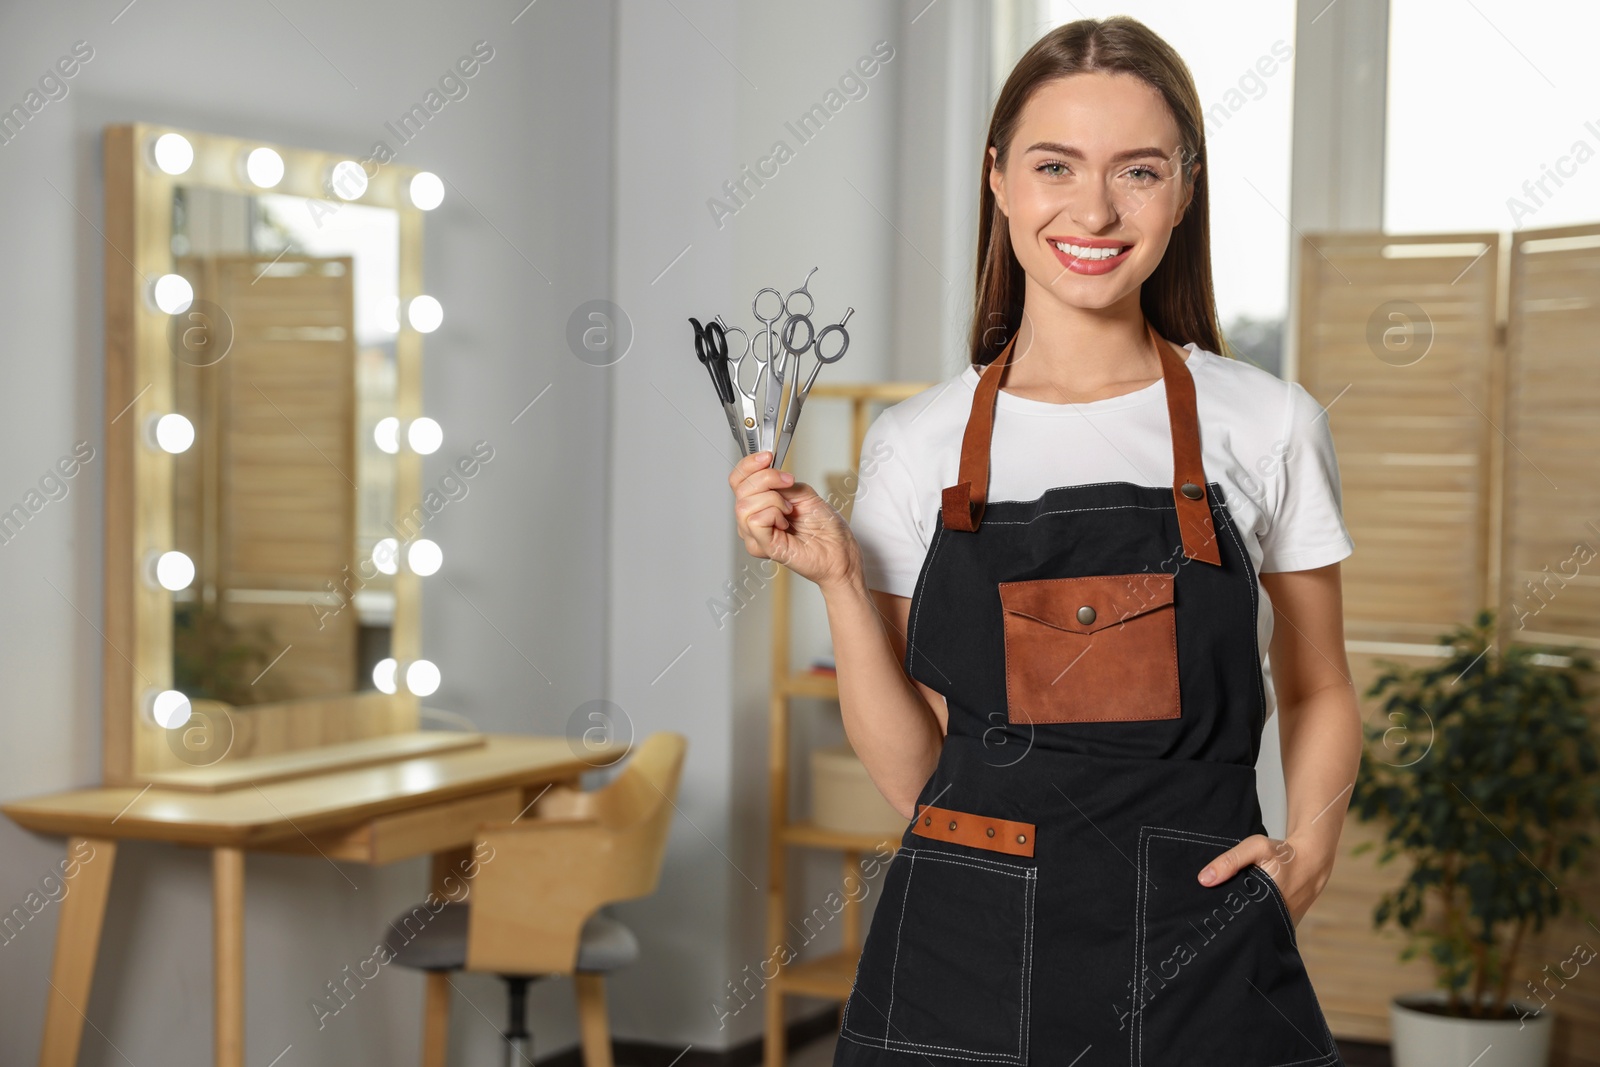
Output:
[{"xmin": 1390, "ymin": 992, "xmax": 1552, "ymax": 1067}]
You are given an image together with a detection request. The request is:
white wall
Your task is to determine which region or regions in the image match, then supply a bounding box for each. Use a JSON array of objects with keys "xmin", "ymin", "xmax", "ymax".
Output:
[
  {"xmin": 0, "ymin": 0, "xmax": 990, "ymax": 1059},
  {"xmin": 0, "ymin": 1, "xmax": 613, "ymax": 1063},
  {"xmin": 609, "ymin": 0, "xmax": 981, "ymax": 1048}
]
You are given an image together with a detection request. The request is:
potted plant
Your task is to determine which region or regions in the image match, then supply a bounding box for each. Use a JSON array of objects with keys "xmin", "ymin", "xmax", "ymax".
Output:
[{"xmin": 1351, "ymin": 609, "xmax": 1600, "ymax": 1067}]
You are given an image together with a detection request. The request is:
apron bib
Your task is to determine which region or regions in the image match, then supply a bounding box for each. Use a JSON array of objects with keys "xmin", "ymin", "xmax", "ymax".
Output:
[{"xmin": 834, "ymin": 322, "xmax": 1341, "ymax": 1066}]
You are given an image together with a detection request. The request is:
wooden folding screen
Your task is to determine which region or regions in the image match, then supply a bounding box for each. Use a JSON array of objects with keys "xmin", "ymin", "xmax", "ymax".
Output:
[
  {"xmin": 1292, "ymin": 223, "xmax": 1600, "ymax": 1062},
  {"xmin": 1501, "ymin": 223, "xmax": 1600, "ymax": 651}
]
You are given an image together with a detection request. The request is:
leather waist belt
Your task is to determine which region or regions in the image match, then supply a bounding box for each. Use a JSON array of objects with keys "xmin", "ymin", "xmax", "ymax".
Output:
[{"xmin": 911, "ymin": 803, "xmax": 1036, "ymax": 858}]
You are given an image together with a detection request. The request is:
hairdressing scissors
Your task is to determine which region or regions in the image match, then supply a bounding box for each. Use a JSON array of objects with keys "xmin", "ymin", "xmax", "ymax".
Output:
[
  {"xmin": 688, "ymin": 317, "xmax": 747, "ymax": 453},
  {"xmin": 713, "ymin": 315, "xmax": 762, "ymax": 456},
  {"xmin": 773, "ymin": 307, "xmax": 852, "ymax": 469},
  {"xmin": 754, "ymin": 266, "xmax": 822, "ymax": 455},
  {"xmin": 751, "ymin": 288, "xmax": 786, "ymax": 454}
]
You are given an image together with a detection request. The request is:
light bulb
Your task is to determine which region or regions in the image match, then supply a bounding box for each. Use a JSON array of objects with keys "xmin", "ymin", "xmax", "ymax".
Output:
[
  {"xmin": 407, "ymin": 295, "xmax": 443, "ymax": 333},
  {"xmin": 245, "ymin": 147, "xmax": 284, "ymax": 188},
  {"xmin": 330, "ymin": 160, "xmax": 368, "ymax": 200},
  {"xmin": 407, "ymin": 539, "xmax": 442, "ymax": 576},
  {"xmin": 152, "ymin": 133, "xmax": 194, "ymax": 175},
  {"xmin": 151, "ymin": 413, "xmax": 195, "ymax": 454},
  {"xmin": 407, "ymin": 417, "xmax": 442, "ymax": 455},
  {"xmin": 410, "ymin": 172, "xmax": 444, "ymax": 210},
  {"xmin": 372, "ymin": 658, "xmax": 398, "ymax": 695},
  {"xmin": 371, "ymin": 537, "xmax": 399, "ymax": 576},
  {"xmin": 405, "ymin": 659, "xmax": 441, "ymax": 697},
  {"xmin": 373, "ymin": 416, "xmax": 399, "ymax": 454},
  {"xmin": 151, "ymin": 274, "xmax": 194, "ymax": 315},
  {"xmin": 154, "ymin": 550, "xmax": 195, "ymax": 591},
  {"xmin": 150, "ymin": 689, "xmax": 192, "ymax": 729}
]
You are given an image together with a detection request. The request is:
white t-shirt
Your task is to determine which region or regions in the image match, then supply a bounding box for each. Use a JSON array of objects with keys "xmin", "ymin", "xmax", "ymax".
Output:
[{"xmin": 848, "ymin": 342, "xmax": 1355, "ymax": 722}]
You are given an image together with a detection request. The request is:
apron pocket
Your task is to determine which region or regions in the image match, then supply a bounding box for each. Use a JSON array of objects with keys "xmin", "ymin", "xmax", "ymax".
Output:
[
  {"xmin": 999, "ymin": 572, "xmax": 1180, "ymax": 724},
  {"xmin": 1132, "ymin": 827, "xmax": 1339, "ymax": 1067},
  {"xmin": 839, "ymin": 846, "xmax": 1036, "ymax": 1063}
]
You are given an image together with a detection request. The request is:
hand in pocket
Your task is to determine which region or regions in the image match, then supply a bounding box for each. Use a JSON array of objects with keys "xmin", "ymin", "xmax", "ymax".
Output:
[{"xmin": 1196, "ymin": 834, "xmax": 1323, "ymax": 925}]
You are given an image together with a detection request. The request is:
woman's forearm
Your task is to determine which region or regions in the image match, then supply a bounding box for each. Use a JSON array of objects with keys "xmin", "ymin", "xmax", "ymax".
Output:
[
  {"xmin": 821, "ymin": 568, "xmax": 944, "ymax": 820},
  {"xmin": 1278, "ymin": 678, "xmax": 1362, "ymax": 888}
]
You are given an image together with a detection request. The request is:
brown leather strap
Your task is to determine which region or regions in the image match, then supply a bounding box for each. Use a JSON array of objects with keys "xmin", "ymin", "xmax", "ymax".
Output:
[
  {"xmin": 941, "ymin": 320, "xmax": 1220, "ymax": 566},
  {"xmin": 1158, "ymin": 326, "xmax": 1222, "ymax": 565},
  {"xmin": 911, "ymin": 803, "xmax": 1036, "ymax": 858},
  {"xmin": 939, "ymin": 332, "xmax": 1015, "ymax": 533}
]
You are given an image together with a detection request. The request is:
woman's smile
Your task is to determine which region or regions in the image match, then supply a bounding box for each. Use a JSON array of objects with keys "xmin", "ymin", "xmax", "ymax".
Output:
[{"xmin": 1047, "ymin": 234, "xmax": 1134, "ymax": 274}]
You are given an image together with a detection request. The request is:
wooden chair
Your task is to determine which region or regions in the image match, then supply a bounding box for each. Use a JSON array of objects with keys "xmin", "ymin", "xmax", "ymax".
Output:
[{"xmin": 390, "ymin": 731, "xmax": 687, "ymax": 1067}]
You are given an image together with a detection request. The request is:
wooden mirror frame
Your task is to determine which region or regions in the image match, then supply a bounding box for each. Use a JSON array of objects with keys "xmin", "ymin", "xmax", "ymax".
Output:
[{"xmin": 102, "ymin": 122, "xmax": 475, "ymax": 789}]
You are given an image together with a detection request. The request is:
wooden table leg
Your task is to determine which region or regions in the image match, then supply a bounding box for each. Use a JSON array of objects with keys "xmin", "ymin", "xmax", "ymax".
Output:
[
  {"xmin": 213, "ymin": 847, "xmax": 244, "ymax": 1067},
  {"xmin": 38, "ymin": 836, "xmax": 117, "ymax": 1067}
]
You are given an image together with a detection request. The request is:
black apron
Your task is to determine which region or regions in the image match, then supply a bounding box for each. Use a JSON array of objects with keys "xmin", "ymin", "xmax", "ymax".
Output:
[{"xmin": 833, "ymin": 322, "xmax": 1341, "ymax": 1066}]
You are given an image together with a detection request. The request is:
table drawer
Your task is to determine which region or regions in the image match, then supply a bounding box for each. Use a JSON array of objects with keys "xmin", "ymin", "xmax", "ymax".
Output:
[{"xmin": 282, "ymin": 788, "xmax": 524, "ymax": 865}]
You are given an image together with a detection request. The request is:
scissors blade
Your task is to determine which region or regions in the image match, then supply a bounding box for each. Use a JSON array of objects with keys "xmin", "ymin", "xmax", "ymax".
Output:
[
  {"xmin": 757, "ymin": 324, "xmax": 782, "ymax": 455},
  {"xmin": 721, "ymin": 398, "xmax": 749, "ymax": 454}
]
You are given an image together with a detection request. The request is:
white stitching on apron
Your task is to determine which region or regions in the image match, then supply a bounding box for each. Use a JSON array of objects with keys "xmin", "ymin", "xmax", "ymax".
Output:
[
  {"xmin": 905, "ymin": 522, "xmax": 946, "ymax": 679},
  {"xmin": 1134, "ymin": 826, "xmax": 1340, "ymax": 1067},
  {"xmin": 982, "ymin": 502, "xmax": 1182, "ymax": 525},
  {"xmin": 883, "ymin": 849, "xmax": 915, "ymax": 1045},
  {"xmin": 1212, "ymin": 489, "xmax": 1269, "ymax": 735},
  {"xmin": 1251, "ymin": 863, "xmax": 1299, "ymax": 944},
  {"xmin": 840, "ymin": 847, "xmax": 1036, "ymax": 1062},
  {"xmin": 984, "ymin": 478, "xmax": 1183, "ymax": 504}
]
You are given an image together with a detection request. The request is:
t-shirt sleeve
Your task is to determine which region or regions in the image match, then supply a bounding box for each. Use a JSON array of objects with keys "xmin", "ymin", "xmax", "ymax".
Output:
[
  {"xmin": 1258, "ymin": 381, "xmax": 1356, "ymax": 573},
  {"xmin": 847, "ymin": 407, "xmax": 930, "ymax": 598}
]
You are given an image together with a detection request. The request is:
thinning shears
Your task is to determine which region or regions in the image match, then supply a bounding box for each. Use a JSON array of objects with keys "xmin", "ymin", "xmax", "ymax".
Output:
[
  {"xmin": 713, "ymin": 315, "xmax": 763, "ymax": 457},
  {"xmin": 753, "ymin": 266, "xmax": 822, "ymax": 455},
  {"xmin": 773, "ymin": 307, "xmax": 852, "ymax": 468}
]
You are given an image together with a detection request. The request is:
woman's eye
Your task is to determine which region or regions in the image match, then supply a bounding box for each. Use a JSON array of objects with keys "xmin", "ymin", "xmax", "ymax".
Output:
[
  {"xmin": 1126, "ymin": 165, "xmax": 1161, "ymax": 181},
  {"xmin": 1037, "ymin": 161, "xmax": 1068, "ymax": 177}
]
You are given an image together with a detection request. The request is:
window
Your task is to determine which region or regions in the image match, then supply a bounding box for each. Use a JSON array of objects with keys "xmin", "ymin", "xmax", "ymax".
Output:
[{"xmin": 1385, "ymin": 0, "xmax": 1600, "ymax": 234}]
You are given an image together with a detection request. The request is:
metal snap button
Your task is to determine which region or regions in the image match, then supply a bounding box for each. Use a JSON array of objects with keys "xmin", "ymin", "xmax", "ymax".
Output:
[
  {"xmin": 948, "ymin": 820, "xmax": 958, "ymax": 831},
  {"xmin": 986, "ymin": 827, "xmax": 995, "ymax": 838},
  {"xmin": 1076, "ymin": 605, "xmax": 1096, "ymax": 625},
  {"xmin": 1016, "ymin": 834, "xmax": 1027, "ymax": 844},
  {"xmin": 1180, "ymin": 482, "xmax": 1204, "ymax": 500},
  {"xmin": 923, "ymin": 816, "xmax": 931, "ymax": 825}
]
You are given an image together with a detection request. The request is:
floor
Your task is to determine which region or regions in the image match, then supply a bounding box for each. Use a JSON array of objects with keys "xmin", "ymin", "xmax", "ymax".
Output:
[{"xmin": 788, "ymin": 1031, "xmax": 836, "ymax": 1067}]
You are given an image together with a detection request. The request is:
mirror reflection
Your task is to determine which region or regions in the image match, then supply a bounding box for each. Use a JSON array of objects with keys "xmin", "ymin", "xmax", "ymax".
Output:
[{"xmin": 166, "ymin": 187, "xmax": 399, "ymax": 704}]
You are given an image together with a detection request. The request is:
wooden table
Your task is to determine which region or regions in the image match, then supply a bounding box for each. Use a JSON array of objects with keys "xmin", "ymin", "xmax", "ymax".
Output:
[{"xmin": 3, "ymin": 734, "xmax": 607, "ymax": 1067}]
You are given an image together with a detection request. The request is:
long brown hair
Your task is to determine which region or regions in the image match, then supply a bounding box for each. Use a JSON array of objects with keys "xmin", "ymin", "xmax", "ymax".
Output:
[{"xmin": 969, "ymin": 17, "xmax": 1227, "ymax": 366}]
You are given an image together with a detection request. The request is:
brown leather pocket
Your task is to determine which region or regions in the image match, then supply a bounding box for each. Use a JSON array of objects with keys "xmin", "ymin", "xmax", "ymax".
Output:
[{"xmin": 998, "ymin": 572, "xmax": 1180, "ymax": 724}]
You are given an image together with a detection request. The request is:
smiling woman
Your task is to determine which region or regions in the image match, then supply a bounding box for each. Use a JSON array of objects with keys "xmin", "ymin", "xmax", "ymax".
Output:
[{"xmin": 729, "ymin": 14, "xmax": 1361, "ymax": 1066}]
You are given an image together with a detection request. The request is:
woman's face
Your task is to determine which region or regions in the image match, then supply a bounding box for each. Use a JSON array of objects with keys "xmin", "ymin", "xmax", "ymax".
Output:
[{"xmin": 989, "ymin": 71, "xmax": 1196, "ymax": 312}]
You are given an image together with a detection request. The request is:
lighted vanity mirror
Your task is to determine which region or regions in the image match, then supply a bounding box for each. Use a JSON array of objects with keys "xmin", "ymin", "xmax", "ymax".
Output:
[
  {"xmin": 102, "ymin": 123, "xmax": 480, "ymax": 789},
  {"xmin": 165, "ymin": 188, "xmax": 400, "ymax": 707}
]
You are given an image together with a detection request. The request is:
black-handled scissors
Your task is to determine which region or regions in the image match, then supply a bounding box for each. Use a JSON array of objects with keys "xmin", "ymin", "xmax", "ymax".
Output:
[
  {"xmin": 690, "ymin": 317, "xmax": 733, "ymax": 402},
  {"xmin": 689, "ymin": 317, "xmax": 748, "ymax": 452}
]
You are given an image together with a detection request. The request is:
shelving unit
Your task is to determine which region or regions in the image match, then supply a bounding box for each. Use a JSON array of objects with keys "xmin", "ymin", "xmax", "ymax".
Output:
[{"xmin": 762, "ymin": 381, "xmax": 933, "ymax": 1067}]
